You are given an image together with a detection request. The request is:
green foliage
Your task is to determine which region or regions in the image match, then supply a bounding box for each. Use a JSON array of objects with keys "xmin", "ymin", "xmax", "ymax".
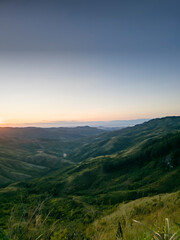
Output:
[
  {"xmin": 0, "ymin": 229, "xmax": 8, "ymax": 240},
  {"xmin": 50, "ymin": 229, "xmax": 68, "ymax": 240}
]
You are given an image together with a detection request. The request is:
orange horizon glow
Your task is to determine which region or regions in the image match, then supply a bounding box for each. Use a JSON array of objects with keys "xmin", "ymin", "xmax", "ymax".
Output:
[
  {"xmin": 1, "ymin": 112, "xmax": 179, "ymax": 127},
  {"xmin": 0, "ymin": 52, "xmax": 180, "ymax": 128},
  {"xmin": 0, "ymin": 116, "xmax": 145, "ymax": 127},
  {"xmin": 0, "ymin": 108, "xmax": 175, "ymax": 125}
]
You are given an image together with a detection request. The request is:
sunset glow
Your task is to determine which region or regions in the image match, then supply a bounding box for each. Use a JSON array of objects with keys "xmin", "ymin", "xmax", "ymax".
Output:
[{"xmin": 0, "ymin": 1, "xmax": 179, "ymax": 127}]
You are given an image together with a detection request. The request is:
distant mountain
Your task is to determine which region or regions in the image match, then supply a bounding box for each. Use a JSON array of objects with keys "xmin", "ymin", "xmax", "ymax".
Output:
[
  {"xmin": 3, "ymin": 118, "xmax": 149, "ymax": 128},
  {"xmin": 0, "ymin": 126, "xmax": 105, "ymax": 140}
]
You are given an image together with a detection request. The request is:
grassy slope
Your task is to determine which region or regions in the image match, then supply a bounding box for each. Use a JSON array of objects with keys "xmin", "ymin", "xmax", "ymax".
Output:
[
  {"xmin": 28, "ymin": 131, "xmax": 180, "ymax": 204},
  {"xmin": 0, "ymin": 117, "xmax": 180, "ymax": 239},
  {"xmin": 2, "ymin": 131, "xmax": 177, "ymax": 239},
  {"xmin": 0, "ymin": 127, "xmax": 105, "ymax": 187},
  {"xmin": 0, "ymin": 138, "xmax": 71, "ymax": 187},
  {"xmin": 69, "ymin": 116, "xmax": 180, "ymax": 162},
  {"xmin": 87, "ymin": 190, "xmax": 180, "ymax": 240},
  {"xmin": 0, "ymin": 116, "xmax": 179, "ymax": 188}
]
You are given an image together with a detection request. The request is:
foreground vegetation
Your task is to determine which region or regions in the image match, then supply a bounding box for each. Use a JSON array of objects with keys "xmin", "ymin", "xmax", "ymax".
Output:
[
  {"xmin": 0, "ymin": 191, "xmax": 179, "ymax": 239},
  {"xmin": 87, "ymin": 191, "xmax": 180, "ymax": 240}
]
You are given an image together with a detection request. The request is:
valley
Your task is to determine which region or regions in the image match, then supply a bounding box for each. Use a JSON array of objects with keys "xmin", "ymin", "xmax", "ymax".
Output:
[{"xmin": 0, "ymin": 116, "xmax": 180, "ymax": 239}]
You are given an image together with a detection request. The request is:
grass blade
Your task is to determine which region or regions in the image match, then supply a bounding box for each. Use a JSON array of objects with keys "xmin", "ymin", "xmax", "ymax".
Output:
[{"xmin": 133, "ymin": 219, "xmax": 163, "ymax": 240}]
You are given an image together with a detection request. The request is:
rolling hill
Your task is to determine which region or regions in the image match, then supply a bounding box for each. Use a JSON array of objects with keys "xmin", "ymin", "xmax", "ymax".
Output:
[
  {"xmin": 0, "ymin": 116, "xmax": 179, "ymax": 239},
  {"xmin": 0, "ymin": 126, "xmax": 105, "ymax": 140},
  {"xmin": 0, "ymin": 126, "xmax": 105, "ymax": 187},
  {"xmin": 69, "ymin": 116, "xmax": 180, "ymax": 162},
  {"xmin": 26, "ymin": 130, "xmax": 180, "ymax": 204}
]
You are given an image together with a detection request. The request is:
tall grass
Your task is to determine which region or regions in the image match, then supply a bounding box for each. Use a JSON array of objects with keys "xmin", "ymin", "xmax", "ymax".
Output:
[
  {"xmin": 0, "ymin": 198, "xmax": 87, "ymax": 240},
  {"xmin": 0, "ymin": 191, "xmax": 180, "ymax": 239},
  {"xmin": 1, "ymin": 200, "xmax": 59, "ymax": 240},
  {"xmin": 86, "ymin": 191, "xmax": 180, "ymax": 240},
  {"xmin": 133, "ymin": 218, "xmax": 180, "ymax": 240}
]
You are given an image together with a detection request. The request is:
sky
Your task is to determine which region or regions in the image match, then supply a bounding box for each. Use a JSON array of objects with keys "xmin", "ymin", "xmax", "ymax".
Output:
[{"xmin": 0, "ymin": 0, "xmax": 180, "ymax": 126}]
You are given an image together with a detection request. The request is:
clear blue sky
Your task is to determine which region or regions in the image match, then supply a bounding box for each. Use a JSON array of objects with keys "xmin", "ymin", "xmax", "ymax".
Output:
[{"xmin": 0, "ymin": 0, "xmax": 179, "ymax": 124}]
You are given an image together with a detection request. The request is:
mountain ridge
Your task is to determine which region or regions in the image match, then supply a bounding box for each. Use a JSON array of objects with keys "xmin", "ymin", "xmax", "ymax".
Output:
[
  {"xmin": 68, "ymin": 116, "xmax": 180, "ymax": 162},
  {"xmin": 0, "ymin": 126, "xmax": 105, "ymax": 140}
]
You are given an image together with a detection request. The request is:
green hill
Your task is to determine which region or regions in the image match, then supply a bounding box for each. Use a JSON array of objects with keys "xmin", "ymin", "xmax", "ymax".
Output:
[
  {"xmin": 69, "ymin": 116, "xmax": 180, "ymax": 162},
  {"xmin": 26, "ymin": 131, "xmax": 180, "ymax": 204},
  {"xmin": 0, "ymin": 117, "xmax": 180, "ymax": 239},
  {"xmin": 0, "ymin": 126, "xmax": 105, "ymax": 187}
]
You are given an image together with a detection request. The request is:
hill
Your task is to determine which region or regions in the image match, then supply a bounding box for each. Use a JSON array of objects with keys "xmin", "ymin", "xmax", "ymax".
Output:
[
  {"xmin": 0, "ymin": 116, "xmax": 179, "ymax": 239},
  {"xmin": 69, "ymin": 116, "xmax": 180, "ymax": 162},
  {"xmin": 87, "ymin": 190, "xmax": 180, "ymax": 240},
  {"xmin": 0, "ymin": 126, "xmax": 105, "ymax": 187},
  {"xmin": 0, "ymin": 126, "xmax": 105, "ymax": 140},
  {"xmin": 26, "ymin": 131, "xmax": 180, "ymax": 204}
]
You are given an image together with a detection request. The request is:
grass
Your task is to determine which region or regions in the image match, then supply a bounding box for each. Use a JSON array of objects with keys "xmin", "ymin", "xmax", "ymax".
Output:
[
  {"xmin": 0, "ymin": 192, "xmax": 179, "ymax": 240},
  {"xmin": 87, "ymin": 191, "xmax": 180, "ymax": 240},
  {"xmin": 0, "ymin": 199, "xmax": 62, "ymax": 240},
  {"xmin": 133, "ymin": 218, "xmax": 180, "ymax": 240}
]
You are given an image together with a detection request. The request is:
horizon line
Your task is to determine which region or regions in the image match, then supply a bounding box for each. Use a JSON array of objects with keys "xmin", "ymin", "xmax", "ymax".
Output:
[
  {"xmin": 0, "ymin": 118, "xmax": 151, "ymax": 128},
  {"xmin": 1, "ymin": 116, "xmax": 179, "ymax": 128}
]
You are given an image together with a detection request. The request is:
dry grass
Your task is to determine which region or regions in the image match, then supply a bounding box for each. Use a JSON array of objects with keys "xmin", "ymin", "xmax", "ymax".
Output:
[
  {"xmin": 86, "ymin": 191, "xmax": 180, "ymax": 240},
  {"xmin": 4, "ymin": 200, "xmax": 58, "ymax": 240}
]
